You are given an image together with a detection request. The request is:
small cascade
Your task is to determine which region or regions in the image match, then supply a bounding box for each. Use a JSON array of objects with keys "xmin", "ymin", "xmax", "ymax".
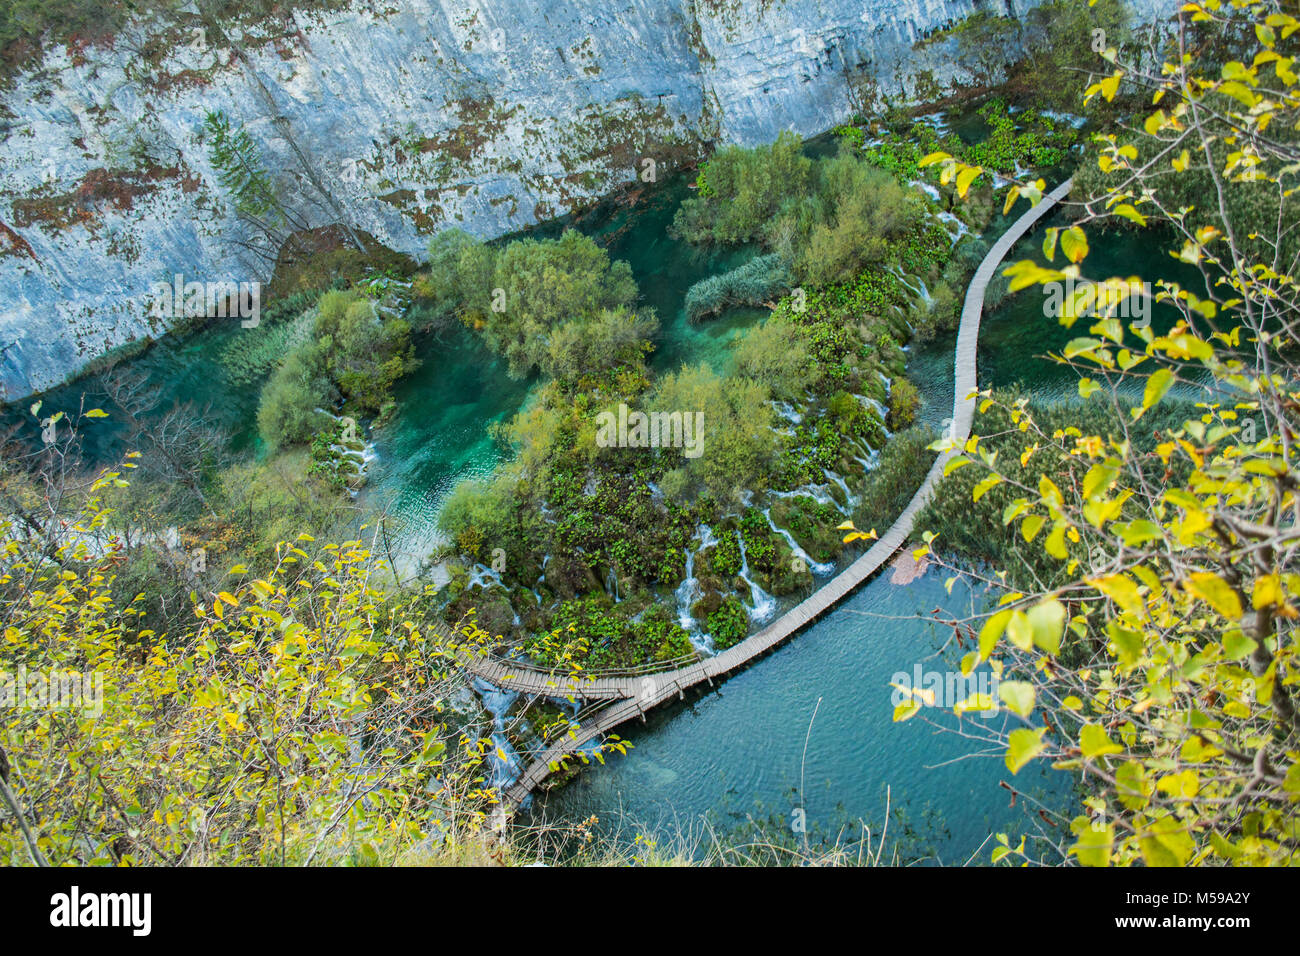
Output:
[
  {"xmin": 735, "ymin": 531, "xmax": 778, "ymax": 625},
  {"xmin": 851, "ymin": 450, "xmax": 879, "ymax": 474},
  {"xmin": 909, "ymin": 179, "xmax": 941, "ymax": 203},
  {"xmin": 891, "ymin": 266, "xmax": 934, "ymax": 310},
  {"xmin": 1040, "ymin": 109, "xmax": 1088, "ymax": 129},
  {"xmin": 772, "ymin": 400, "xmax": 803, "ymax": 425},
  {"xmin": 770, "ymin": 485, "xmax": 841, "ymax": 510},
  {"xmin": 605, "ymin": 566, "xmax": 621, "ymax": 603},
  {"xmin": 674, "ymin": 524, "xmax": 718, "ymax": 653},
  {"xmin": 468, "ymin": 562, "xmax": 505, "ymax": 590},
  {"xmin": 938, "ymin": 211, "xmax": 970, "ymax": 242},
  {"xmin": 822, "ymin": 468, "xmax": 858, "ymax": 511},
  {"xmin": 858, "ymin": 392, "xmax": 889, "ymax": 422},
  {"xmin": 761, "ymin": 507, "xmax": 834, "ymax": 576},
  {"xmin": 472, "ymin": 678, "xmax": 522, "ymax": 791}
]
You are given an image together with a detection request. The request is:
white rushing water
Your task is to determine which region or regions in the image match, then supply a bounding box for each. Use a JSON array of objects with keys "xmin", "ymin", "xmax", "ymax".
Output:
[
  {"xmin": 674, "ymin": 524, "xmax": 718, "ymax": 653},
  {"xmin": 735, "ymin": 532, "xmax": 778, "ymax": 625},
  {"xmin": 761, "ymin": 507, "xmax": 835, "ymax": 576},
  {"xmin": 472, "ymin": 678, "xmax": 522, "ymax": 791}
]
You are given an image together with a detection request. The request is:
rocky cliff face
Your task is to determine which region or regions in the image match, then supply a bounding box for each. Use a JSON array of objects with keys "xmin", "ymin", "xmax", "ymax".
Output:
[{"xmin": 0, "ymin": 0, "xmax": 1172, "ymax": 399}]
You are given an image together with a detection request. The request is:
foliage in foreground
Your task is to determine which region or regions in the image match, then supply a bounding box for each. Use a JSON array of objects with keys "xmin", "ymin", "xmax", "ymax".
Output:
[
  {"xmin": 0, "ymin": 474, "xmax": 507, "ymax": 866},
  {"xmin": 900, "ymin": 0, "xmax": 1300, "ymax": 866}
]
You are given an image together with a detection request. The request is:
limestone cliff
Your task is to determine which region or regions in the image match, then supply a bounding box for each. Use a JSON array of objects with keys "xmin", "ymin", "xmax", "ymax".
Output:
[{"xmin": 0, "ymin": 0, "xmax": 1173, "ymax": 398}]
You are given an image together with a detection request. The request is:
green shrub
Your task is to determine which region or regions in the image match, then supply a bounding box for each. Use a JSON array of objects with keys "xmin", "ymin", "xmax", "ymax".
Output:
[
  {"xmin": 256, "ymin": 341, "xmax": 333, "ymax": 450},
  {"xmin": 256, "ymin": 288, "xmax": 418, "ymax": 448},
  {"xmin": 314, "ymin": 289, "xmax": 418, "ymax": 414},
  {"xmin": 710, "ymin": 529, "xmax": 743, "ymax": 577},
  {"xmin": 888, "ymin": 379, "xmax": 921, "ymax": 431},
  {"xmin": 684, "ymin": 253, "xmax": 792, "ymax": 323},
  {"xmin": 731, "ymin": 315, "xmax": 816, "ymax": 400},
  {"xmin": 707, "ymin": 596, "xmax": 749, "ymax": 650},
  {"xmin": 672, "ymin": 130, "xmax": 813, "ymax": 244}
]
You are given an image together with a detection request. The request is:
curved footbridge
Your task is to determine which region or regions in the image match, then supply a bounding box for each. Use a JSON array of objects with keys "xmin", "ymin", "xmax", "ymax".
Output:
[{"xmin": 462, "ymin": 179, "xmax": 1073, "ymax": 808}]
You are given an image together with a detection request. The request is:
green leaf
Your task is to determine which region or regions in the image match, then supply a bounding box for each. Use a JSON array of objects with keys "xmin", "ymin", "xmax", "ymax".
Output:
[
  {"xmin": 1042, "ymin": 227, "xmax": 1060, "ymax": 262},
  {"xmin": 1115, "ymin": 761, "xmax": 1153, "ymax": 810},
  {"xmin": 1060, "ymin": 226, "xmax": 1090, "ymax": 263},
  {"xmin": 1005, "ymin": 727, "xmax": 1046, "ymax": 774},
  {"xmin": 1070, "ymin": 818, "xmax": 1114, "ymax": 867},
  {"xmin": 1082, "ymin": 462, "xmax": 1118, "ymax": 500},
  {"xmin": 1141, "ymin": 368, "xmax": 1174, "ymax": 412},
  {"xmin": 1209, "ymin": 831, "xmax": 1244, "ymax": 861},
  {"xmin": 978, "ymin": 609, "xmax": 1013, "ymax": 660},
  {"xmin": 1222, "ymin": 629, "xmax": 1258, "ymax": 659},
  {"xmin": 893, "ymin": 699, "xmax": 922, "ymax": 722},
  {"xmin": 1006, "ymin": 610, "xmax": 1033, "ymax": 650},
  {"xmin": 1045, "ymin": 522, "xmax": 1068, "ymax": 560},
  {"xmin": 1028, "ymin": 599, "xmax": 1066, "ymax": 655},
  {"xmin": 1080, "ymin": 723, "xmax": 1123, "ymax": 759},
  {"xmin": 1112, "ymin": 203, "xmax": 1148, "ymax": 226},
  {"xmin": 998, "ymin": 680, "xmax": 1036, "ymax": 717},
  {"xmin": 1116, "ymin": 519, "xmax": 1162, "ymax": 546},
  {"xmin": 1138, "ymin": 815, "xmax": 1195, "ymax": 867},
  {"xmin": 972, "ymin": 474, "xmax": 1002, "ymax": 502},
  {"xmin": 1107, "ymin": 621, "xmax": 1144, "ymax": 667},
  {"xmin": 1186, "ymin": 572, "xmax": 1243, "ymax": 619}
]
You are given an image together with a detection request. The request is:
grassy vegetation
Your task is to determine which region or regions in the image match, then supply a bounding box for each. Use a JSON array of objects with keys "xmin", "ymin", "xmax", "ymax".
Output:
[{"xmin": 684, "ymin": 253, "xmax": 792, "ymax": 323}]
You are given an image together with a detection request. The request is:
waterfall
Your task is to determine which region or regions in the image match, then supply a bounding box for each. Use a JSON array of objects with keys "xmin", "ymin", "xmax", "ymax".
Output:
[
  {"xmin": 472, "ymin": 678, "xmax": 522, "ymax": 791},
  {"xmin": 674, "ymin": 524, "xmax": 718, "ymax": 653},
  {"xmin": 858, "ymin": 392, "xmax": 889, "ymax": 422},
  {"xmin": 909, "ymin": 179, "xmax": 941, "ymax": 203},
  {"xmin": 938, "ymin": 210, "xmax": 970, "ymax": 242},
  {"xmin": 468, "ymin": 562, "xmax": 505, "ymax": 590},
  {"xmin": 771, "ymin": 400, "xmax": 803, "ymax": 425},
  {"xmin": 770, "ymin": 485, "xmax": 841, "ymax": 510},
  {"xmin": 761, "ymin": 507, "xmax": 835, "ymax": 576},
  {"xmin": 735, "ymin": 531, "xmax": 778, "ymax": 625},
  {"xmin": 891, "ymin": 266, "xmax": 934, "ymax": 310},
  {"xmin": 822, "ymin": 468, "xmax": 858, "ymax": 511}
]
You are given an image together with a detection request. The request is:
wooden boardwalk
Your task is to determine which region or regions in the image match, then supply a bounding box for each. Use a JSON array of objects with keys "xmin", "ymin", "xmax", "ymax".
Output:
[{"xmin": 466, "ymin": 179, "xmax": 1073, "ymax": 807}]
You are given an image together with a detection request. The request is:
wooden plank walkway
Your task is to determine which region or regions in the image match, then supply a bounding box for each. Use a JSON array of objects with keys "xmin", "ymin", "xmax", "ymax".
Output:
[{"xmin": 469, "ymin": 179, "xmax": 1074, "ymax": 807}]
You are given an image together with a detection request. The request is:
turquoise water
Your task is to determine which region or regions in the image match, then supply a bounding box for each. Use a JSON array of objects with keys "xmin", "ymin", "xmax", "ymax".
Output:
[
  {"xmin": 365, "ymin": 169, "xmax": 767, "ymax": 564},
  {"xmin": 363, "ymin": 326, "xmax": 537, "ymax": 569},
  {"xmin": 532, "ymin": 172, "xmax": 765, "ymax": 376},
  {"xmin": 0, "ymin": 318, "xmax": 263, "ymax": 460},
  {"xmin": 535, "ymin": 568, "xmax": 1068, "ymax": 862}
]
